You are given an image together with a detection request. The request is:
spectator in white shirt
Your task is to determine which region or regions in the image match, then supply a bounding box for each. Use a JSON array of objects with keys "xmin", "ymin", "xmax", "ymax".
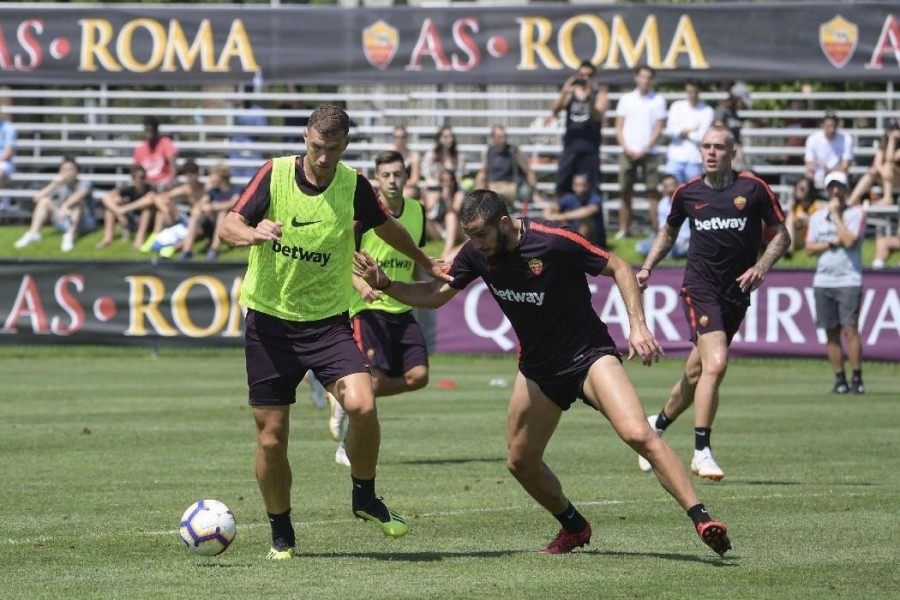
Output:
[
  {"xmin": 614, "ymin": 65, "xmax": 668, "ymax": 239},
  {"xmin": 804, "ymin": 111, "xmax": 854, "ymax": 190},
  {"xmin": 664, "ymin": 81, "xmax": 714, "ymax": 184}
]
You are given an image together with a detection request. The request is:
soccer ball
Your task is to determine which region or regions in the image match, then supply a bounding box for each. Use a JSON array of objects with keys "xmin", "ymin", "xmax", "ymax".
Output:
[{"xmin": 179, "ymin": 499, "xmax": 236, "ymax": 556}]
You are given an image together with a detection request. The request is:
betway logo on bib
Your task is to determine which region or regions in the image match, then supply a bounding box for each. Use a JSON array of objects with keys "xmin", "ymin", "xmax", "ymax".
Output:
[
  {"xmin": 378, "ymin": 257, "xmax": 413, "ymax": 270},
  {"xmin": 489, "ymin": 283, "xmax": 545, "ymax": 306},
  {"xmin": 694, "ymin": 217, "xmax": 748, "ymax": 232},
  {"xmin": 272, "ymin": 240, "xmax": 331, "ymax": 267}
]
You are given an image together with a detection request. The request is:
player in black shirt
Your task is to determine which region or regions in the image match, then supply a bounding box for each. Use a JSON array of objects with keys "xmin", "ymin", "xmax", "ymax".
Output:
[
  {"xmin": 354, "ymin": 189, "xmax": 732, "ymax": 558},
  {"xmin": 636, "ymin": 125, "xmax": 789, "ymax": 480}
]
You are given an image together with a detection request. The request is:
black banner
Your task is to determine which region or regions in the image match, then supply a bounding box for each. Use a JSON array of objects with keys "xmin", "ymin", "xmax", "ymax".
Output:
[{"xmin": 0, "ymin": 3, "xmax": 897, "ymax": 86}]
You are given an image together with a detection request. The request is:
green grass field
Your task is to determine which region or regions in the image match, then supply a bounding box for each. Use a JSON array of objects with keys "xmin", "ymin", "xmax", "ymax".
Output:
[{"xmin": 0, "ymin": 348, "xmax": 897, "ymax": 599}]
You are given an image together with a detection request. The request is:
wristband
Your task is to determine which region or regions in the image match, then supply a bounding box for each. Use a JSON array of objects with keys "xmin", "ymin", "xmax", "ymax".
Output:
[{"xmin": 371, "ymin": 278, "xmax": 392, "ymax": 291}]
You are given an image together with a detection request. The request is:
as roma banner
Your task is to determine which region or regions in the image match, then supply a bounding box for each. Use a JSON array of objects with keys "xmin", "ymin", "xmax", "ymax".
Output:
[
  {"xmin": 0, "ymin": 2, "xmax": 897, "ymax": 85},
  {"xmin": 1, "ymin": 261, "xmax": 898, "ymax": 361}
]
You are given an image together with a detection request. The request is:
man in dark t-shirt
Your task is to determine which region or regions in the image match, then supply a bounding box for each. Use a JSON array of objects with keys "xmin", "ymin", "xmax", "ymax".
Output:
[
  {"xmin": 636, "ymin": 125, "xmax": 789, "ymax": 480},
  {"xmin": 354, "ymin": 189, "xmax": 732, "ymax": 559}
]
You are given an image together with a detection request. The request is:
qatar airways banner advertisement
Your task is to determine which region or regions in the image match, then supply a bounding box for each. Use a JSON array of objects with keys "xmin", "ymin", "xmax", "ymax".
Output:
[
  {"xmin": 435, "ymin": 268, "xmax": 900, "ymax": 361},
  {"xmin": 0, "ymin": 261, "xmax": 898, "ymax": 360},
  {"xmin": 0, "ymin": 3, "xmax": 897, "ymax": 85}
]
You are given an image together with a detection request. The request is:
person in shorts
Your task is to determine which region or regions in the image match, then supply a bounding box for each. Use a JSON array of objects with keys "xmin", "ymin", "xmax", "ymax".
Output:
[
  {"xmin": 354, "ymin": 189, "xmax": 732, "ymax": 559},
  {"xmin": 636, "ymin": 125, "xmax": 790, "ymax": 480},
  {"xmin": 805, "ymin": 171, "xmax": 866, "ymax": 394},
  {"xmin": 218, "ymin": 105, "xmax": 448, "ymax": 560}
]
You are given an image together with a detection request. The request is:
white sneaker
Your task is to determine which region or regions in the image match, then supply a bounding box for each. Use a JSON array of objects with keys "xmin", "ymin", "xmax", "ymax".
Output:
[
  {"xmin": 638, "ymin": 415, "xmax": 663, "ymax": 473},
  {"xmin": 61, "ymin": 232, "xmax": 74, "ymax": 253},
  {"xmin": 308, "ymin": 375, "xmax": 326, "ymax": 409},
  {"xmin": 691, "ymin": 448, "xmax": 725, "ymax": 481},
  {"xmin": 334, "ymin": 443, "xmax": 351, "ymax": 467},
  {"xmin": 14, "ymin": 231, "xmax": 41, "ymax": 249},
  {"xmin": 328, "ymin": 394, "xmax": 346, "ymax": 442}
]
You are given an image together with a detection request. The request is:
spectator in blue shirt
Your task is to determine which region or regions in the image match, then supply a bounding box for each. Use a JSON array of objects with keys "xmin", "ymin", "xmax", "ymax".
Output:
[
  {"xmin": 0, "ymin": 107, "xmax": 16, "ymax": 189},
  {"xmin": 543, "ymin": 172, "xmax": 606, "ymax": 247}
]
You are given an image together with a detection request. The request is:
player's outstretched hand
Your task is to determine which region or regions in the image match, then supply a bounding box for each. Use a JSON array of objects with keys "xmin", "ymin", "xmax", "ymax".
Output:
[
  {"xmin": 354, "ymin": 250, "xmax": 389, "ymax": 289},
  {"xmin": 627, "ymin": 323, "xmax": 664, "ymax": 366},
  {"xmin": 736, "ymin": 265, "xmax": 766, "ymax": 293},
  {"xmin": 251, "ymin": 219, "xmax": 282, "ymax": 244},
  {"xmin": 636, "ymin": 268, "xmax": 651, "ymax": 292},
  {"xmin": 427, "ymin": 257, "xmax": 453, "ymax": 282}
]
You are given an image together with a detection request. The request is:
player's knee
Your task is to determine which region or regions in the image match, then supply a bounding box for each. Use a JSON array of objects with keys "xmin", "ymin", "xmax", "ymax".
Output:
[
  {"xmin": 703, "ymin": 354, "xmax": 729, "ymax": 377},
  {"xmin": 620, "ymin": 421, "xmax": 657, "ymax": 450},
  {"xmin": 506, "ymin": 454, "xmax": 534, "ymax": 479},
  {"xmin": 257, "ymin": 430, "xmax": 288, "ymax": 459},
  {"xmin": 404, "ymin": 368, "xmax": 429, "ymax": 391}
]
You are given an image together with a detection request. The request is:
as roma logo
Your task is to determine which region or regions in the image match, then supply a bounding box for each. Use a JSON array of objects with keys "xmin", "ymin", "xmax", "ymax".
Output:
[
  {"xmin": 362, "ymin": 20, "xmax": 399, "ymax": 70},
  {"xmin": 733, "ymin": 195, "xmax": 747, "ymax": 211},
  {"xmin": 527, "ymin": 258, "xmax": 544, "ymax": 275},
  {"xmin": 699, "ymin": 315, "xmax": 709, "ymax": 327},
  {"xmin": 820, "ymin": 15, "xmax": 858, "ymax": 69}
]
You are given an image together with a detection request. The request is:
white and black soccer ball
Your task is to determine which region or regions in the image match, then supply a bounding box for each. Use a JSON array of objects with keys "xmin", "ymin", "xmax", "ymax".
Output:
[{"xmin": 179, "ymin": 499, "xmax": 236, "ymax": 556}]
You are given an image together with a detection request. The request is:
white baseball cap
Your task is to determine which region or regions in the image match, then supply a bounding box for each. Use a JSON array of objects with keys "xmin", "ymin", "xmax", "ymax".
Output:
[{"xmin": 824, "ymin": 171, "xmax": 848, "ymax": 188}]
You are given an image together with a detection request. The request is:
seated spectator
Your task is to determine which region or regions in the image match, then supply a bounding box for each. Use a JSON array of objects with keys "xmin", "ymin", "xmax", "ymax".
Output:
[
  {"xmin": 13, "ymin": 157, "xmax": 94, "ymax": 252},
  {"xmin": 782, "ymin": 85, "xmax": 816, "ymax": 166},
  {"xmin": 134, "ymin": 116, "xmax": 178, "ymax": 191},
  {"xmin": 229, "ymin": 90, "xmax": 268, "ymax": 181},
  {"xmin": 390, "ymin": 126, "xmax": 422, "ymax": 199},
  {"xmin": 474, "ymin": 124, "xmax": 537, "ymax": 215},
  {"xmin": 849, "ymin": 123, "xmax": 900, "ymax": 206},
  {"xmin": 804, "ymin": 111, "xmax": 853, "ymax": 190},
  {"xmin": 153, "ymin": 160, "xmax": 205, "ymax": 229},
  {"xmin": 0, "ymin": 106, "xmax": 16, "ymax": 189},
  {"xmin": 784, "ymin": 176, "xmax": 824, "ymax": 254},
  {"xmin": 635, "ymin": 173, "xmax": 690, "ymax": 258},
  {"xmin": 714, "ymin": 81, "xmax": 751, "ymax": 171},
  {"xmin": 872, "ymin": 229, "xmax": 899, "ymax": 270},
  {"xmin": 542, "ymin": 172, "xmax": 607, "ymax": 248},
  {"xmin": 423, "ymin": 168, "xmax": 465, "ymax": 259},
  {"xmin": 180, "ymin": 164, "xmax": 240, "ymax": 261},
  {"xmin": 95, "ymin": 165, "xmax": 155, "ymax": 249},
  {"xmin": 421, "ymin": 126, "xmax": 467, "ymax": 210}
]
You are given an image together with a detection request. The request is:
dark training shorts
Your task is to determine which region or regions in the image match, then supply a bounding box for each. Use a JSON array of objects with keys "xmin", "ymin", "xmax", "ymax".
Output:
[
  {"xmin": 522, "ymin": 344, "xmax": 621, "ymax": 411},
  {"xmin": 681, "ymin": 286, "xmax": 748, "ymax": 345},
  {"xmin": 353, "ymin": 310, "xmax": 428, "ymax": 377},
  {"xmin": 244, "ymin": 309, "xmax": 370, "ymax": 407}
]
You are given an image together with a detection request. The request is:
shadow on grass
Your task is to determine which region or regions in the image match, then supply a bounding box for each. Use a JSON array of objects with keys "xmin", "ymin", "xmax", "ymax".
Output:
[
  {"xmin": 294, "ymin": 549, "xmax": 519, "ymax": 562},
  {"xmin": 587, "ymin": 550, "xmax": 739, "ymax": 566},
  {"xmin": 732, "ymin": 480, "xmax": 803, "ymax": 486},
  {"xmin": 393, "ymin": 457, "xmax": 505, "ymax": 466}
]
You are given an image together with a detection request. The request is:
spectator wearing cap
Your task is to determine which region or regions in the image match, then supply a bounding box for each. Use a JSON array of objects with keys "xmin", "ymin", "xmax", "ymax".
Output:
[
  {"xmin": 714, "ymin": 82, "xmax": 752, "ymax": 170},
  {"xmin": 805, "ymin": 170, "xmax": 866, "ymax": 395},
  {"xmin": 805, "ymin": 111, "xmax": 854, "ymax": 191}
]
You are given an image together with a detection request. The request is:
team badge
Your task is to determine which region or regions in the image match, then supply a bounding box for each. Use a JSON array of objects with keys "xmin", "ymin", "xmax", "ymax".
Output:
[
  {"xmin": 699, "ymin": 315, "xmax": 709, "ymax": 327},
  {"xmin": 819, "ymin": 15, "xmax": 858, "ymax": 69},
  {"xmin": 733, "ymin": 195, "xmax": 747, "ymax": 211},
  {"xmin": 527, "ymin": 258, "xmax": 544, "ymax": 275},
  {"xmin": 362, "ymin": 20, "xmax": 399, "ymax": 70}
]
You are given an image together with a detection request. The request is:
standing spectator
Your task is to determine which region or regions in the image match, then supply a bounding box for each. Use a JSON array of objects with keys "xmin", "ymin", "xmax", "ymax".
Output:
[
  {"xmin": 389, "ymin": 126, "xmax": 422, "ymax": 199},
  {"xmin": 784, "ymin": 176, "xmax": 824, "ymax": 254},
  {"xmin": 229, "ymin": 89, "xmax": 268, "ymax": 181},
  {"xmin": 714, "ymin": 82, "xmax": 752, "ymax": 171},
  {"xmin": 0, "ymin": 107, "xmax": 16, "ymax": 189},
  {"xmin": 635, "ymin": 173, "xmax": 689, "ymax": 259},
  {"xmin": 95, "ymin": 165, "xmax": 155, "ymax": 249},
  {"xmin": 330, "ymin": 149, "xmax": 431, "ymax": 467},
  {"xmin": 475, "ymin": 124, "xmax": 537, "ymax": 214},
  {"xmin": 551, "ymin": 59, "xmax": 608, "ymax": 200},
  {"xmin": 848, "ymin": 123, "xmax": 899, "ymax": 206},
  {"xmin": 614, "ymin": 65, "xmax": 667, "ymax": 238},
  {"xmin": 13, "ymin": 157, "xmax": 94, "ymax": 252},
  {"xmin": 217, "ymin": 104, "xmax": 448, "ymax": 560},
  {"xmin": 805, "ymin": 172, "xmax": 866, "ymax": 394},
  {"xmin": 354, "ymin": 190, "xmax": 732, "ymax": 559},
  {"xmin": 636, "ymin": 125, "xmax": 790, "ymax": 480},
  {"xmin": 134, "ymin": 116, "xmax": 178, "ymax": 191},
  {"xmin": 542, "ymin": 172, "xmax": 606, "ymax": 247},
  {"xmin": 664, "ymin": 80, "xmax": 714, "ymax": 184},
  {"xmin": 804, "ymin": 111, "xmax": 854, "ymax": 191}
]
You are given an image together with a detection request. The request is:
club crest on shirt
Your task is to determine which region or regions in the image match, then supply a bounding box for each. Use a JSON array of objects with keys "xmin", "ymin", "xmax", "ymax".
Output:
[
  {"xmin": 699, "ymin": 315, "xmax": 709, "ymax": 327},
  {"xmin": 527, "ymin": 258, "xmax": 544, "ymax": 275},
  {"xmin": 733, "ymin": 195, "xmax": 747, "ymax": 211}
]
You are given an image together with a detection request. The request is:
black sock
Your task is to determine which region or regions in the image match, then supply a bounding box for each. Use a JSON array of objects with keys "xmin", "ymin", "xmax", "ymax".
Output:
[
  {"xmin": 352, "ymin": 475, "xmax": 376, "ymax": 509},
  {"xmin": 694, "ymin": 427, "xmax": 711, "ymax": 451},
  {"xmin": 267, "ymin": 509, "xmax": 295, "ymax": 549},
  {"xmin": 687, "ymin": 503, "xmax": 712, "ymax": 526},
  {"xmin": 655, "ymin": 410, "xmax": 673, "ymax": 431},
  {"xmin": 851, "ymin": 369, "xmax": 862, "ymax": 383},
  {"xmin": 835, "ymin": 371, "xmax": 847, "ymax": 383},
  {"xmin": 553, "ymin": 502, "xmax": 588, "ymax": 534}
]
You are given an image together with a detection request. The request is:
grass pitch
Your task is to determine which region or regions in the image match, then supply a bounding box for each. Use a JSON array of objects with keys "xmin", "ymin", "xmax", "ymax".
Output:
[{"xmin": 0, "ymin": 347, "xmax": 897, "ymax": 599}]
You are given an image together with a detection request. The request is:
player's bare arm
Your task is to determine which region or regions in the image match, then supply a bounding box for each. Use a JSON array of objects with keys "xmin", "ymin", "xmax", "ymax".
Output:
[
  {"xmin": 636, "ymin": 224, "xmax": 678, "ymax": 289},
  {"xmin": 218, "ymin": 211, "xmax": 282, "ymax": 247},
  {"xmin": 603, "ymin": 254, "xmax": 664, "ymax": 366},
  {"xmin": 737, "ymin": 222, "xmax": 790, "ymax": 293},
  {"xmin": 352, "ymin": 273, "xmax": 383, "ymax": 304},
  {"xmin": 373, "ymin": 216, "xmax": 452, "ymax": 282},
  {"xmin": 354, "ymin": 250, "xmax": 457, "ymax": 309}
]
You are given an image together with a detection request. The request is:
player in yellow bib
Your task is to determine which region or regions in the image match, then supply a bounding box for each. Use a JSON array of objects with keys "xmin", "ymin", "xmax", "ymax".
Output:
[
  {"xmin": 330, "ymin": 150, "xmax": 431, "ymax": 466},
  {"xmin": 219, "ymin": 105, "xmax": 449, "ymax": 560}
]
